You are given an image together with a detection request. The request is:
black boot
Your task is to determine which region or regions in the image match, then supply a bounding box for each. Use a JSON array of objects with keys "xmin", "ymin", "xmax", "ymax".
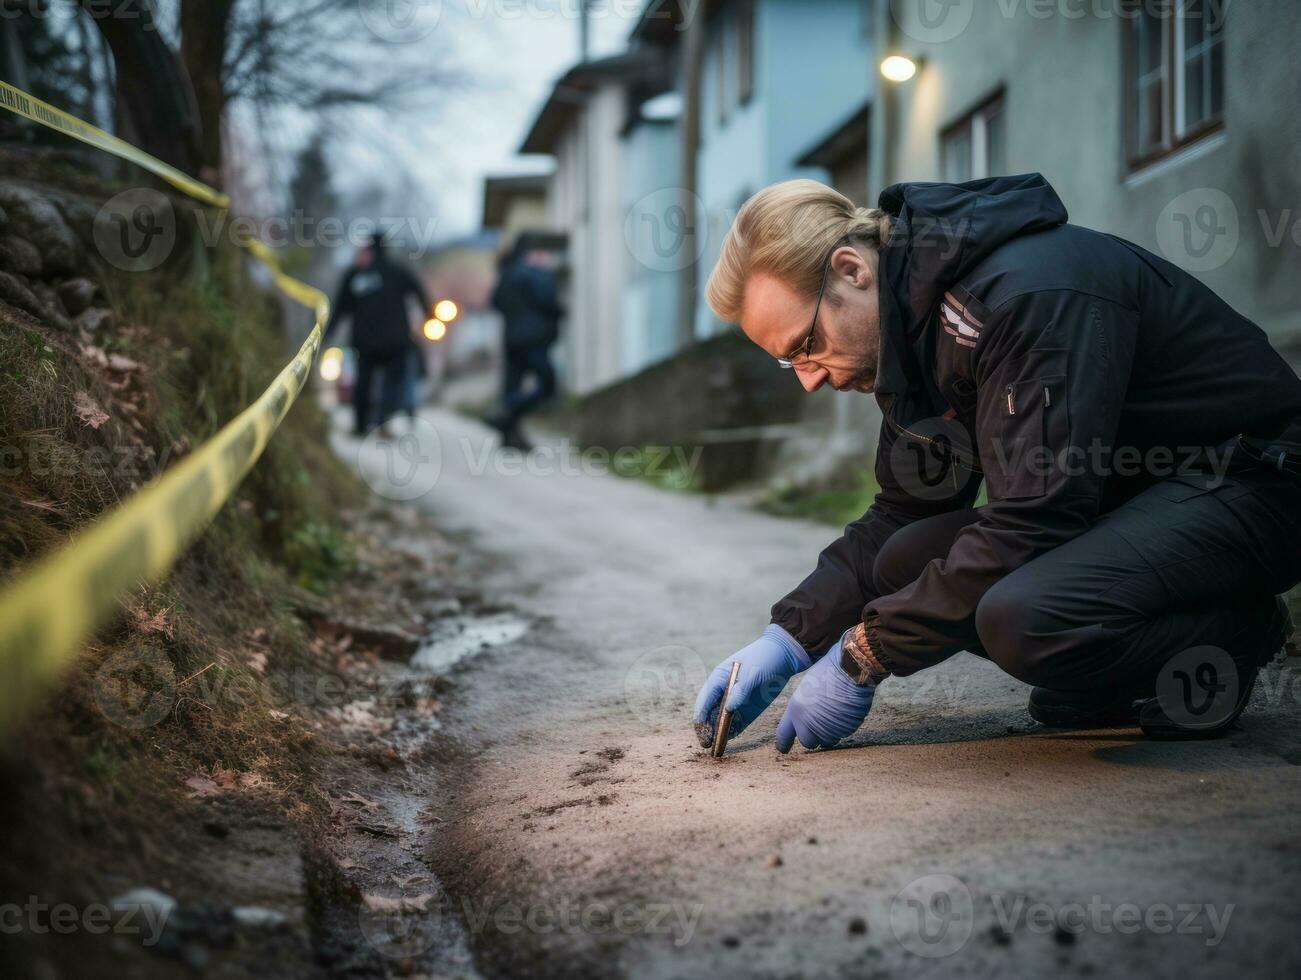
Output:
[
  {"xmin": 501, "ymin": 427, "xmax": 534, "ymax": 452},
  {"xmin": 1139, "ymin": 595, "xmax": 1294, "ymax": 740},
  {"xmin": 482, "ymin": 408, "xmax": 511, "ymax": 437},
  {"xmin": 1028, "ymin": 686, "xmax": 1146, "ymax": 729}
]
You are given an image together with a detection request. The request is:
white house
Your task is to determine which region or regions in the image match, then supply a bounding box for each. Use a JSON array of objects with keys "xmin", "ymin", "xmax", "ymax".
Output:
[{"xmin": 519, "ymin": 49, "xmax": 677, "ymax": 395}]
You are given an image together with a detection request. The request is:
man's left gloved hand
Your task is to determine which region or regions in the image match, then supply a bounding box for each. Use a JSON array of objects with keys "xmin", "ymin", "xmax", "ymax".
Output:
[{"xmin": 775, "ymin": 628, "xmax": 876, "ymax": 753}]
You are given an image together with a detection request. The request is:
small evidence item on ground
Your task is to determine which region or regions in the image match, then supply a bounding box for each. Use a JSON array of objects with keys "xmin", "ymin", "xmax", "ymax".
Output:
[{"xmin": 711, "ymin": 660, "xmax": 742, "ymax": 758}]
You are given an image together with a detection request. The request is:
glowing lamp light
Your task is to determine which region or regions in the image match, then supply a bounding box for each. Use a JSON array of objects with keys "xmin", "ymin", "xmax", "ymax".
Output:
[
  {"xmin": 433, "ymin": 299, "xmax": 459, "ymax": 323},
  {"xmin": 424, "ymin": 318, "xmax": 448, "ymax": 342},
  {"xmin": 881, "ymin": 55, "xmax": 918, "ymax": 82},
  {"xmin": 319, "ymin": 346, "xmax": 344, "ymax": 382}
]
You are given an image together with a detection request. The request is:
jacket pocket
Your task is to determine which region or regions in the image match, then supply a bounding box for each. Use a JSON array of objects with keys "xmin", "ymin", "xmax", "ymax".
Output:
[
  {"xmin": 986, "ymin": 374, "xmax": 1068, "ymax": 501},
  {"xmin": 1151, "ymin": 474, "xmax": 1253, "ymax": 503}
]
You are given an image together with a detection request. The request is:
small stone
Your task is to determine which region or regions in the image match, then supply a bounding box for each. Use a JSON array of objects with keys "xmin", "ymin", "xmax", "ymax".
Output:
[
  {"xmin": 52, "ymin": 194, "xmax": 99, "ymax": 247},
  {"xmin": 426, "ymin": 597, "xmax": 462, "ymax": 618},
  {"xmin": 57, "ymin": 277, "xmax": 100, "ymax": 316},
  {"xmin": 1053, "ymin": 925, "xmax": 1077, "ymax": 946},
  {"xmin": 30, "ymin": 281, "xmax": 69, "ymax": 325},
  {"xmin": 0, "ymin": 233, "xmax": 42, "ymax": 275},
  {"xmin": 75, "ymin": 306, "xmax": 115, "ymax": 334},
  {"xmin": 0, "ymin": 271, "xmax": 42, "ymax": 318},
  {"xmin": 722, "ymin": 936, "xmax": 740, "ymax": 948},
  {"xmin": 766, "ymin": 854, "xmax": 783, "ymax": 868},
  {"xmin": 0, "ymin": 182, "xmax": 82, "ymax": 274},
  {"xmin": 847, "ymin": 916, "xmax": 868, "ymax": 936},
  {"xmin": 988, "ymin": 923, "xmax": 1012, "ymax": 946},
  {"xmin": 111, "ymin": 887, "xmax": 177, "ymax": 924},
  {"xmin": 807, "ymin": 836, "xmax": 818, "ymax": 845},
  {"xmin": 232, "ymin": 906, "xmax": 288, "ymax": 930}
]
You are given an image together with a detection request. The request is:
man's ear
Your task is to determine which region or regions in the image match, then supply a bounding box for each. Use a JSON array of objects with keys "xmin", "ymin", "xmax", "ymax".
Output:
[{"xmin": 831, "ymin": 245, "xmax": 871, "ymax": 290}]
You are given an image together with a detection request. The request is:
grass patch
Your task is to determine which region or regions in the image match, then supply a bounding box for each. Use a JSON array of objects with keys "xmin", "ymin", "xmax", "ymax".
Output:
[
  {"xmin": 0, "ymin": 162, "xmax": 368, "ymax": 968},
  {"xmin": 757, "ymin": 471, "xmax": 882, "ymax": 527},
  {"xmin": 611, "ymin": 445, "xmax": 701, "ymax": 492},
  {"xmin": 756, "ymin": 470, "xmax": 991, "ymax": 527}
]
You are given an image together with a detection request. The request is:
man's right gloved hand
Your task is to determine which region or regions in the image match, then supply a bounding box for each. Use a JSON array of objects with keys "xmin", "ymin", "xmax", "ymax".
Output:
[{"xmin": 693, "ymin": 624, "xmax": 813, "ymax": 747}]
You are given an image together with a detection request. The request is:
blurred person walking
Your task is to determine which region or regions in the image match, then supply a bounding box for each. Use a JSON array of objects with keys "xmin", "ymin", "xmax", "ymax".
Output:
[
  {"xmin": 486, "ymin": 239, "xmax": 562, "ymax": 451},
  {"xmin": 325, "ymin": 232, "xmax": 431, "ymax": 437}
]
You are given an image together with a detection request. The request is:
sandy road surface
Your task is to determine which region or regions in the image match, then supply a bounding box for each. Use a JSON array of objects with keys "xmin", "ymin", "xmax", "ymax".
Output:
[{"xmin": 341, "ymin": 408, "xmax": 1301, "ymax": 979}]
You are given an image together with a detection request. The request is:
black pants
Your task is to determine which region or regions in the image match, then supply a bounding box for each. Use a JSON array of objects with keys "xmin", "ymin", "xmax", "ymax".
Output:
[
  {"xmin": 872, "ymin": 468, "xmax": 1301, "ymax": 694},
  {"xmin": 354, "ymin": 349, "xmax": 408, "ymax": 434},
  {"xmin": 502, "ymin": 344, "xmax": 556, "ymax": 431}
]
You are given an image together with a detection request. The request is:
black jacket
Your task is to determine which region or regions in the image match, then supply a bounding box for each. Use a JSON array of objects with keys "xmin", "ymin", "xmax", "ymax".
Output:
[
  {"xmin": 326, "ymin": 255, "xmax": 430, "ymax": 355},
  {"xmin": 771, "ymin": 174, "xmax": 1301, "ymax": 676},
  {"xmin": 492, "ymin": 259, "xmax": 562, "ymax": 351}
]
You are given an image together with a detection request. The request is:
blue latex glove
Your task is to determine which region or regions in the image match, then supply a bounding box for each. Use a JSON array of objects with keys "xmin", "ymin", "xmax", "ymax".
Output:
[
  {"xmin": 775, "ymin": 628, "xmax": 876, "ymax": 752},
  {"xmin": 693, "ymin": 624, "xmax": 812, "ymax": 747}
]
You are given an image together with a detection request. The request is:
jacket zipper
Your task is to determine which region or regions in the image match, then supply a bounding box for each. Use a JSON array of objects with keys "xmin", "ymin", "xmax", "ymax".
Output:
[{"xmin": 884, "ymin": 412, "xmax": 983, "ymax": 474}]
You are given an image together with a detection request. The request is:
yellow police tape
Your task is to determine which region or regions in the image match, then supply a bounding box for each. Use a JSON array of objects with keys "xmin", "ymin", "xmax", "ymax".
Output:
[
  {"xmin": 0, "ymin": 82, "xmax": 330, "ymax": 724},
  {"xmin": 0, "ymin": 80, "xmax": 231, "ymax": 210}
]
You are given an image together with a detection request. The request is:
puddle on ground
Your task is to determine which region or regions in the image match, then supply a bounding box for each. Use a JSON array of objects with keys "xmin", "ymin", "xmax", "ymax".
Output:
[{"xmin": 410, "ymin": 612, "xmax": 530, "ymax": 673}]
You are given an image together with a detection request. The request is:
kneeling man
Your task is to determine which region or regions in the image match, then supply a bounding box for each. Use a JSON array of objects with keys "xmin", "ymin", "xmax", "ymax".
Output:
[{"xmin": 694, "ymin": 174, "xmax": 1301, "ymax": 749}]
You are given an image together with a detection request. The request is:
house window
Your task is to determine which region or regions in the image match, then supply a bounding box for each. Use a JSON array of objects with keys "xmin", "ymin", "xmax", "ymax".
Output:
[
  {"xmin": 1124, "ymin": 0, "xmax": 1224, "ymax": 169},
  {"xmin": 715, "ymin": 2, "xmax": 756, "ymax": 126},
  {"xmin": 941, "ymin": 94, "xmax": 1005, "ymax": 183}
]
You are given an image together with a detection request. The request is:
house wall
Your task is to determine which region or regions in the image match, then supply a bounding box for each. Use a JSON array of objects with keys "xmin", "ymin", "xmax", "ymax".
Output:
[
  {"xmin": 547, "ymin": 121, "xmax": 585, "ymax": 390},
  {"xmin": 695, "ymin": 0, "xmax": 875, "ymax": 337},
  {"xmin": 886, "ymin": 0, "xmax": 1301, "ymax": 356},
  {"xmin": 547, "ymin": 82, "xmax": 633, "ymax": 396},
  {"xmin": 497, "ymin": 194, "xmax": 549, "ymax": 245},
  {"xmin": 620, "ymin": 116, "xmax": 682, "ymax": 374},
  {"xmin": 547, "ymin": 0, "xmax": 1301, "ymax": 491}
]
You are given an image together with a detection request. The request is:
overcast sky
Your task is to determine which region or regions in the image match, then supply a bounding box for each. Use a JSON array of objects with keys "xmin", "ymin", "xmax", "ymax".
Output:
[{"xmin": 328, "ymin": 3, "xmax": 640, "ymax": 243}]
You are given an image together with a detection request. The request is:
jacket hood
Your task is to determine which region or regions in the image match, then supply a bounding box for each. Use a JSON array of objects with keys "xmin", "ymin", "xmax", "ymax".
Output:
[{"xmin": 874, "ymin": 174, "xmax": 1068, "ymax": 400}]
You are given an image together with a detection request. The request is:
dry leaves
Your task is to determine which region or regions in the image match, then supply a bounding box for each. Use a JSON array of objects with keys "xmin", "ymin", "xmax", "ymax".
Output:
[
  {"xmin": 131, "ymin": 605, "xmax": 174, "ymax": 639},
  {"xmin": 73, "ymin": 391, "xmax": 109, "ymax": 429},
  {"xmin": 184, "ymin": 776, "xmax": 223, "ymax": 798},
  {"xmin": 325, "ymin": 699, "xmax": 393, "ymax": 736},
  {"xmin": 183, "ymin": 766, "xmax": 275, "ymax": 798},
  {"xmin": 338, "ymin": 792, "xmax": 381, "ymax": 811},
  {"xmin": 361, "ymin": 892, "xmax": 435, "ymax": 914}
]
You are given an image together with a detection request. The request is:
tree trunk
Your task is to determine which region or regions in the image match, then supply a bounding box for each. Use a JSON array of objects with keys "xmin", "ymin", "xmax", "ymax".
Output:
[
  {"xmin": 179, "ymin": 0, "xmax": 237, "ymax": 182},
  {"xmin": 81, "ymin": 1, "xmax": 201, "ymax": 173}
]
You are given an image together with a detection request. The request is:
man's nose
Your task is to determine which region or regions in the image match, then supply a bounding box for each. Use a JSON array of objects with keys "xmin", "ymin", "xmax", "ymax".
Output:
[{"xmin": 795, "ymin": 364, "xmax": 828, "ymax": 393}]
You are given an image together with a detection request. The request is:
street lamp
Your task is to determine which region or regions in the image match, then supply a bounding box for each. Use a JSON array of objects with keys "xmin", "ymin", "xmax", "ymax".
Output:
[
  {"xmin": 880, "ymin": 55, "xmax": 919, "ymax": 83},
  {"xmin": 320, "ymin": 346, "xmax": 344, "ymax": 381}
]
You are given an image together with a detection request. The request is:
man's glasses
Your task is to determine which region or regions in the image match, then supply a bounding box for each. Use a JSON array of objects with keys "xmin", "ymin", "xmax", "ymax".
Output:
[{"xmin": 776, "ymin": 237, "xmax": 847, "ymax": 369}]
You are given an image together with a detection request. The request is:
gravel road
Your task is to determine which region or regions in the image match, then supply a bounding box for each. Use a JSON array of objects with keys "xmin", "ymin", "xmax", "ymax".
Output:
[{"xmin": 344, "ymin": 407, "xmax": 1301, "ymax": 979}]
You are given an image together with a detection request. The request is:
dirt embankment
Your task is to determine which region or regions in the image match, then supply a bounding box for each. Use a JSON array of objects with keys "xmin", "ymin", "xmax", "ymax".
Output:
[{"xmin": 0, "ymin": 151, "xmax": 478, "ymax": 979}]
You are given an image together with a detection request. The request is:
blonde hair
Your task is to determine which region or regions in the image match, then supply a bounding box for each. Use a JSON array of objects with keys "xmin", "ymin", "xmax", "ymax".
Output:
[{"xmin": 706, "ymin": 180, "xmax": 894, "ymax": 323}]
